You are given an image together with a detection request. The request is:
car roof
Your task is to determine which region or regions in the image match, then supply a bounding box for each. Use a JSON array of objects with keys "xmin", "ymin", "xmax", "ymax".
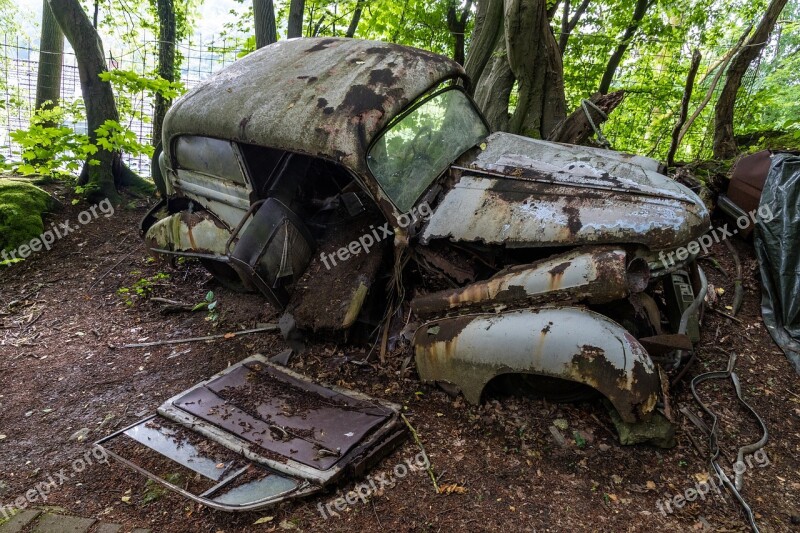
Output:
[{"xmin": 163, "ymin": 37, "xmax": 466, "ymax": 177}]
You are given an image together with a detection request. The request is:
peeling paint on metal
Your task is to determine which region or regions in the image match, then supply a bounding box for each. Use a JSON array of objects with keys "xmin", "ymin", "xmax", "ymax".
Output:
[
  {"xmin": 163, "ymin": 38, "xmax": 465, "ymax": 178},
  {"xmin": 413, "ymin": 308, "xmax": 661, "ymax": 422},
  {"xmin": 411, "ymin": 247, "xmax": 631, "ymax": 316}
]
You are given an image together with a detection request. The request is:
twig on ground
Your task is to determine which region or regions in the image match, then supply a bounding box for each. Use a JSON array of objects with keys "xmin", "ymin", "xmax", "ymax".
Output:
[
  {"xmin": 18, "ymin": 311, "xmax": 44, "ymax": 335},
  {"xmin": 710, "ymin": 306, "xmax": 744, "ymax": 324},
  {"xmin": 116, "ymin": 325, "xmax": 279, "ymax": 349},
  {"xmin": 401, "ymin": 413, "xmax": 439, "ymax": 493},
  {"xmin": 90, "ymin": 246, "xmax": 138, "ymax": 290}
]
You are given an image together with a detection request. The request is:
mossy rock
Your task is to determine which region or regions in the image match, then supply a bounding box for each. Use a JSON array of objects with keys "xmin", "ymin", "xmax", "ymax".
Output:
[{"xmin": 0, "ymin": 178, "xmax": 60, "ymax": 254}]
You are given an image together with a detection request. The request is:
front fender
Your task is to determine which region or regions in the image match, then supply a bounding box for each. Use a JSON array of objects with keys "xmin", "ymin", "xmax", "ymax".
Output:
[{"xmin": 413, "ymin": 307, "xmax": 660, "ymax": 422}]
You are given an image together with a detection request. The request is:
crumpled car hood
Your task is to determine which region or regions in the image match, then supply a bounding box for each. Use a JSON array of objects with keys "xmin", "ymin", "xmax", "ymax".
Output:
[{"xmin": 420, "ymin": 132, "xmax": 710, "ymax": 251}]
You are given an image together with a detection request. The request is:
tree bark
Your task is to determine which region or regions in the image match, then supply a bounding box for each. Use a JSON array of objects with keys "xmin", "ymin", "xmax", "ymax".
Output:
[
  {"xmin": 153, "ymin": 0, "xmax": 175, "ymax": 148},
  {"xmin": 473, "ymin": 26, "xmax": 514, "ymax": 131},
  {"xmin": 713, "ymin": 0, "xmax": 788, "ymax": 160},
  {"xmin": 666, "ymin": 49, "xmax": 701, "ymax": 166},
  {"xmin": 505, "ymin": 0, "xmax": 566, "ymax": 138},
  {"xmin": 548, "ymin": 90, "xmax": 624, "ymax": 145},
  {"xmin": 35, "ymin": 0, "xmax": 64, "ymax": 113},
  {"xmin": 464, "ymin": 0, "xmax": 503, "ymax": 89},
  {"xmin": 597, "ymin": 0, "xmax": 650, "ymax": 95},
  {"xmin": 47, "ymin": 0, "xmax": 150, "ymax": 202},
  {"xmin": 346, "ymin": 0, "xmax": 363, "ymax": 38},
  {"xmin": 287, "ymin": 0, "xmax": 305, "ymax": 38},
  {"xmin": 254, "ymin": 0, "xmax": 277, "ymax": 47},
  {"xmin": 447, "ymin": 0, "xmax": 473, "ymax": 66}
]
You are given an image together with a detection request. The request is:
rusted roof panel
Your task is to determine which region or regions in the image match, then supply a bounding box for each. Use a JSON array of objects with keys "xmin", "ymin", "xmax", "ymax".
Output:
[{"xmin": 163, "ymin": 38, "xmax": 465, "ymax": 176}]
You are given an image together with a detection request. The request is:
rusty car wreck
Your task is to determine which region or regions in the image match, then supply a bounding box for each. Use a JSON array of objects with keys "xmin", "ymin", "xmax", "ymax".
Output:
[{"xmin": 108, "ymin": 37, "xmax": 712, "ymax": 510}]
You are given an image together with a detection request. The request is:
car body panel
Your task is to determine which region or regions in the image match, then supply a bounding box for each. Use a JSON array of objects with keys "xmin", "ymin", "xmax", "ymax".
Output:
[
  {"xmin": 162, "ymin": 38, "xmax": 465, "ymax": 180},
  {"xmin": 413, "ymin": 308, "xmax": 661, "ymax": 422},
  {"xmin": 421, "ymin": 133, "xmax": 710, "ymax": 250}
]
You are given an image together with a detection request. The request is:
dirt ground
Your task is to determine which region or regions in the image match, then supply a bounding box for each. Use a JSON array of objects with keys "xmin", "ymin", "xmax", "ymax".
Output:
[{"xmin": 1, "ymin": 183, "xmax": 799, "ymax": 532}]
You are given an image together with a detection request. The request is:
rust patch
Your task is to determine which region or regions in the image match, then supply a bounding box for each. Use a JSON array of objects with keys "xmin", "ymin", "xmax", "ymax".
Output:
[
  {"xmin": 548, "ymin": 261, "xmax": 571, "ymax": 276},
  {"xmin": 562, "ymin": 205, "xmax": 583, "ymax": 234},
  {"xmin": 238, "ymin": 114, "xmax": 251, "ymax": 137},
  {"xmin": 305, "ymin": 39, "xmax": 337, "ymax": 52},
  {"xmin": 338, "ymin": 85, "xmax": 386, "ymax": 116},
  {"xmin": 414, "ymin": 315, "xmax": 477, "ymax": 346},
  {"xmin": 548, "ymin": 261, "xmax": 570, "ymax": 291},
  {"xmin": 317, "ymin": 98, "xmax": 328, "ymax": 109},
  {"xmin": 569, "ymin": 350, "xmax": 659, "ymax": 422},
  {"xmin": 369, "ymin": 68, "xmax": 399, "ymax": 86},
  {"xmin": 541, "ymin": 322, "xmax": 552, "ymax": 335}
]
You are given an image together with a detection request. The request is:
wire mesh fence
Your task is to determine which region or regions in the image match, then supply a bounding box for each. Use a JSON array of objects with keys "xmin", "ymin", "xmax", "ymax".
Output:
[{"xmin": 0, "ymin": 33, "xmax": 244, "ymax": 176}]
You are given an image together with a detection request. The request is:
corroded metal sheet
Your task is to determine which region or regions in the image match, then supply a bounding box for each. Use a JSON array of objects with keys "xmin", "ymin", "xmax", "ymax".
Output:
[
  {"xmin": 145, "ymin": 210, "xmax": 233, "ymax": 255},
  {"xmin": 412, "ymin": 247, "xmax": 637, "ymax": 316},
  {"xmin": 422, "ymin": 132, "xmax": 710, "ymax": 250},
  {"xmin": 413, "ymin": 308, "xmax": 661, "ymax": 422},
  {"xmin": 163, "ymin": 38, "xmax": 465, "ymax": 178}
]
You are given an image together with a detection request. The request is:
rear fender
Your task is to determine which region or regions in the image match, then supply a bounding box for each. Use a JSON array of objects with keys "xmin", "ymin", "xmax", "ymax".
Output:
[{"xmin": 413, "ymin": 307, "xmax": 660, "ymax": 422}]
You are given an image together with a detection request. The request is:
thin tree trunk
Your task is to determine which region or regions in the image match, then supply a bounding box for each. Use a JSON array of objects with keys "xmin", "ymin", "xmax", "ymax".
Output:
[
  {"xmin": 464, "ymin": 0, "xmax": 503, "ymax": 89},
  {"xmin": 254, "ymin": 0, "xmax": 277, "ymax": 48},
  {"xmin": 666, "ymin": 49, "xmax": 701, "ymax": 166},
  {"xmin": 447, "ymin": 0, "xmax": 473, "ymax": 66},
  {"xmin": 713, "ymin": 0, "xmax": 788, "ymax": 159},
  {"xmin": 598, "ymin": 0, "xmax": 650, "ymax": 94},
  {"xmin": 287, "ymin": 0, "xmax": 305, "ymax": 38},
  {"xmin": 35, "ymin": 0, "xmax": 64, "ymax": 113},
  {"xmin": 153, "ymin": 0, "xmax": 175, "ymax": 148},
  {"xmin": 346, "ymin": 0, "xmax": 363, "ymax": 38},
  {"xmin": 47, "ymin": 0, "xmax": 151, "ymax": 202},
  {"xmin": 558, "ymin": 0, "xmax": 589, "ymax": 55}
]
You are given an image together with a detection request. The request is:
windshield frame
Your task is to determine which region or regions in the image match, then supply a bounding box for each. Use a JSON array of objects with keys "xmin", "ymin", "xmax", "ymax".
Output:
[{"xmin": 365, "ymin": 84, "xmax": 491, "ymax": 213}]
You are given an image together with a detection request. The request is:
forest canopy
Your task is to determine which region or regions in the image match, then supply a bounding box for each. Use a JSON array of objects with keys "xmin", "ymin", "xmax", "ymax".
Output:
[{"xmin": 0, "ymin": 0, "xmax": 798, "ymax": 198}]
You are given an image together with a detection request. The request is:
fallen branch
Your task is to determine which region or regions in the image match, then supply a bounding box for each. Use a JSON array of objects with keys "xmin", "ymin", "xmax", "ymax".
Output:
[
  {"xmin": 401, "ymin": 413, "xmax": 439, "ymax": 493},
  {"xmin": 115, "ymin": 324, "xmax": 279, "ymax": 349},
  {"xmin": 724, "ymin": 238, "xmax": 744, "ymax": 316},
  {"xmin": 150, "ymin": 297, "xmax": 201, "ymax": 315}
]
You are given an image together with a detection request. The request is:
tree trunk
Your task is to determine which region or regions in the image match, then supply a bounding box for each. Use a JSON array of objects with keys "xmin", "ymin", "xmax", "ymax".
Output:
[
  {"xmin": 346, "ymin": 0, "xmax": 363, "ymax": 38},
  {"xmin": 473, "ymin": 26, "xmax": 514, "ymax": 131},
  {"xmin": 35, "ymin": 0, "xmax": 64, "ymax": 113},
  {"xmin": 548, "ymin": 90, "xmax": 624, "ymax": 145},
  {"xmin": 253, "ymin": 0, "xmax": 277, "ymax": 48},
  {"xmin": 287, "ymin": 0, "xmax": 305, "ymax": 38},
  {"xmin": 153, "ymin": 0, "xmax": 175, "ymax": 148},
  {"xmin": 505, "ymin": 0, "xmax": 566, "ymax": 138},
  {"xmin": 598, "ymin": 0, "xmax": 650, "ymax": 95},
  {"xmin": 713, "ymin": 0, "xmax": 788, "ymax": 160},
  {"xmin": 47, "ymin": 0, "xmax": 151, "ymax": 202},
  {"xmin": 464, "ymin": 0, "xmax": 503, "ymax": 91},
  {"xmin": 666, "ymin": 49, "xmax": 701, "ymax": 166},
  {"xmin": 447, "ymin": 0, "xmax": 473, "ymax": 66}
]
